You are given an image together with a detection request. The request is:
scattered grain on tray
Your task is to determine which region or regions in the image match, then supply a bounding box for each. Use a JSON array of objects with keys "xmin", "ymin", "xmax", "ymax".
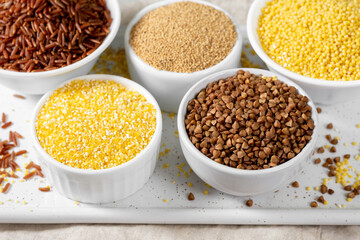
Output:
[
  {"xmin": 246, "ymin": 199, "xmax": 253, "ymax": 207},
  {"xmin": 334, "ymin": 157, "xmax": 340, "ymax": 163},
  {"xmin": 188, "ymin": 192, "xmax": 195, "ymax": 201},
  {"xmin": 1, "ymin": 121, "xmax": 12, "ymax": 129},
  {"xmin": 317, "ymin": 147, "xmax": 325, "ymax": 154},
  {"xmin": 291, "ymin": 181, "xmax": 299, "ymax": 188},
  {"xmin": 91, "ymin": 48, "xmax": 131, "ymax": 79},
  {"xmin": 344, "ymin": 185, "xmax": 352, "ymax": 191},
  {"xmin": 13, "ymin": 94, "xmax": 25, "ymax": 99},
  {"xmin": 348, "ymin": 192, "xmax": 355, "ymax": 199},
  {"xmin": 258, "ymin": 0, "xmax": 360, "ymax": 81},
  {"xmin": 326, "ymin": 123, "xmax": 333, "ymax": 130},
  {"xmin": 185, "ymin": 70, "xmax": 314, "ymax": 170},
  {"xmin": 325, "ymin": 135, "xmax": 331, "ymax": 141},
  {"xmin": 328, "ymin": 189, "xmax": 335, "ymax": 195},
  {"xmin": 35, "ymin": 79, "xmax": 156, "ymax": 170},
  {"xmin": 23, "ymin": 171, "xmax": 36, "ymax": 180},
  {"xmin": 320, "ymin": 184, "xmax": 328, "ymax": 194},
  {"xmin": 328, "ymin": 170, "xmax": 336, "ymax": 177},
  {"xmin": 130, "ymin": 1, "xmax": 237, "ymax": 73},
  {"xmin": 326, "ymin": 158, "xmax": 333, "ymax": 165},
  {"xmin": 316, "ymin": 108, "xmax": 322, "ymax": 114},
  {"xmin": 0, "ymin": 0, "xmax": 112, "ymax": 72},
  {"xmin": 330, "ymin": 139, "xmax": 338, "ymax": 145},
  {"xmin": 240, "ymin": 51, "xmax": 261, "ymax": 69},
  {"xmin": 317, "ymin": 195, "xmax": 325, "ymax": 204},
  {"xmin": 310, "ymin": 201, "xmax": 318, "ymax": 208},
  {"xmin": 314, "ymin": 158, "xmax": 321, "ymax": 165},
  {"xmin": 38, "ymin": 186, "xmax": 50, "ymax": 192},
  {"xmin": 329, "ymin": 146, "xmax": 336, "ymax": 153},
  {"xmin": 2, "ymin": 183, "xmax": 10, "ymax": 193}
]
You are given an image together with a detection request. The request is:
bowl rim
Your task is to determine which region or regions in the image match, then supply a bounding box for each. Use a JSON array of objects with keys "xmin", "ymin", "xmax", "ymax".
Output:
[
  {"xmin": 0, "ymin": 0, "xmax": 121, "ymax": 77},
  {"xmin": 124, "ymin": 0, "xmax": 242, "ymax": 80},
  {"xmin": 177, "ymin": 68, "xmax": 319, "ymax": 176},
  {"xmin": 30, "ymin": 74, "xmax": 162, "ymax": 175},
  {"xmin": 247, "ymin": 0, "xmax": 360, "ymax": 88}
]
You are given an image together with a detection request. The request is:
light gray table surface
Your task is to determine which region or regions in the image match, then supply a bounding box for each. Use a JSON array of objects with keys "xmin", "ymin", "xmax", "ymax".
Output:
[{"xmin": 1, "ymin": 0, "xmax": 360, "ymax": 239}]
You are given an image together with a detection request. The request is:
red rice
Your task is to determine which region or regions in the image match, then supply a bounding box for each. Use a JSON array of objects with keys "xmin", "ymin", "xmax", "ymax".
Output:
[
  {"xmin": 2, "ymin": 183, "xmax": 10, "ymax": 193},
  {"xmin": 13, "ymin": 94, "xmax": 25, "ymax": 99},
  {"xmin": 0, "ymin": 0, "xmax": 112, "ymax": 72},
  {"xmin": 39, "ymin": 186, "xmax": 50, "ymax": 192},
  {"xmin": 23, "ymin": 171, "xmax": 36, "ymax": 180},
  {"xmin": 1, "ymin": 122, "xmax": 12, "ymax": 129}
]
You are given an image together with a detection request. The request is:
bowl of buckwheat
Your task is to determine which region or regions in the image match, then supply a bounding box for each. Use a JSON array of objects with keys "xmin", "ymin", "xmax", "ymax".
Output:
[{"xmin": 177, "ymin": 68, "xmax": 319, "ymax": 196}]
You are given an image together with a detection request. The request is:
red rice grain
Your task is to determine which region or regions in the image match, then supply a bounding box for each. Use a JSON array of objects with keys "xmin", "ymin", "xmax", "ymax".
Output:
[
  {"xmin": 14, "ymin": 132, "xmax": 23, "ymax": 139},
  {"xmin": 11, "ymin": 173, "xmax": 19, "ymax": 179},
  {"xmin": 15, "ymin": 150, "xmax": 27, "ymax": 156},
  {"xmin": 23, "ymin": 171, "xmax": 36, "ymax": 180},
  {"xmin": 26, "ymin": 161, "xmax": 42, "ymax": 171},
  {"xmin": 13, "ymin": 94, "xmax": 25, "ymax": 99},
  {"xmin": 26, "ymin": 161, "xmax": 35, "ymax": 169},
  {"xmin": 1, "ymin": 122, "xmax": 12, "ymax": 129},
  {"xmin": 2, "ymin": 183, "xmax": 10, "ymax": 193},
  {"xmin": 35, "ymin": 169, "xmax": 44, "ymax": 178},
  {"xmin": 38, "ymin": 186, "xmax": 50, "ymax": 192}
]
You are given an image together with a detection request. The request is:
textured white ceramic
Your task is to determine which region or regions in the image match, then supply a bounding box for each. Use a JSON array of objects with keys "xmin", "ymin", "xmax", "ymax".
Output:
[
  {"xmin": 177, "ymin": 68, "xmax": 319, "ymax": 196},
  {"xmin": 124, "ymin": 0, "xmax": 242, "ymax": 113},
  {"xmin": 0, "ymin": 0, "xmax": 121, "ymax": 95},
  {"xmin": 30, "ymin": 74, "xmax": 162, "ymax": 204},
  {"xmin": 247, "ymin": 0, "xmax": 360, "ymax": 105}
]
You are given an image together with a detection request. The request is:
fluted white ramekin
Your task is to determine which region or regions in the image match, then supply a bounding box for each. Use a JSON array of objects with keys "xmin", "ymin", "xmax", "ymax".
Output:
[
  {"xmin": 178, "ymin": 68, "xmax": 319, "ymax": 196},
  {"xmin": 31, "ymin": 74, "xmax": 162, "ymax": 203},
  {"xmin": 125, "ymin": 0, "xmax": 242, "ymax": 112}
]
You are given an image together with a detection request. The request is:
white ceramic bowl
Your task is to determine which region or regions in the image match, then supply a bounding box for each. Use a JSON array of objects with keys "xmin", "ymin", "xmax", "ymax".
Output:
[
  {"xmin": 247, "ymin": 0, "xmax": 360, "ymax": 105},
  {"xmin": 124, "ymin": 0, "xmax": 242, "ymax": 113},
  {"xmin": 0, "ymin": 0, "xmax": 121, "ymax": 95},
  {"xmin": 31, "ymin": 74, "xmax": 162, "ymax": 204},
  {"xmin": 178, "ymin": 68, "xmax": 319, "ymax": 196}
]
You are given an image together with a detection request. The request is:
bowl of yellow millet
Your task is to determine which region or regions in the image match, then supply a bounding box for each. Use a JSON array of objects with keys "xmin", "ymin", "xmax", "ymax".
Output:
[
  {"xmin": 247, "ymin": 0, "xmax": 360, "ymax": 105},
  {"xmin": 31, "ymin": 74, "xmax": 162, "ymax": 204}
]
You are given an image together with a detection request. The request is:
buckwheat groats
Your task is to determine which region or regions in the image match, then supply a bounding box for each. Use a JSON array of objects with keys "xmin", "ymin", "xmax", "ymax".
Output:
[
  {"xmin": 258, "ymin": 0, "xmax": 360, "ymax": 81},
  {"xmin": 185, "ymin": 70, "xmax": 314, "ymax": 170},
  {"xmin": 129, "ymin": 1, "xmax": 237, "ymax": 73},
  {"xmin": 0, "ymin": 0, "xmax": 112, "ymax": 72},
  {"xmin": 35, "ymin": 79, "xmax": 156, "ymax": 170}
]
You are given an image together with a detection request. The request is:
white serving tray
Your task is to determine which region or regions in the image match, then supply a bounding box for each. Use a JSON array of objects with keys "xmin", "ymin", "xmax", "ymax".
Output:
[{"xmin": 1, "ymin": 27, "xmax": 360, "ymax": 225}]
